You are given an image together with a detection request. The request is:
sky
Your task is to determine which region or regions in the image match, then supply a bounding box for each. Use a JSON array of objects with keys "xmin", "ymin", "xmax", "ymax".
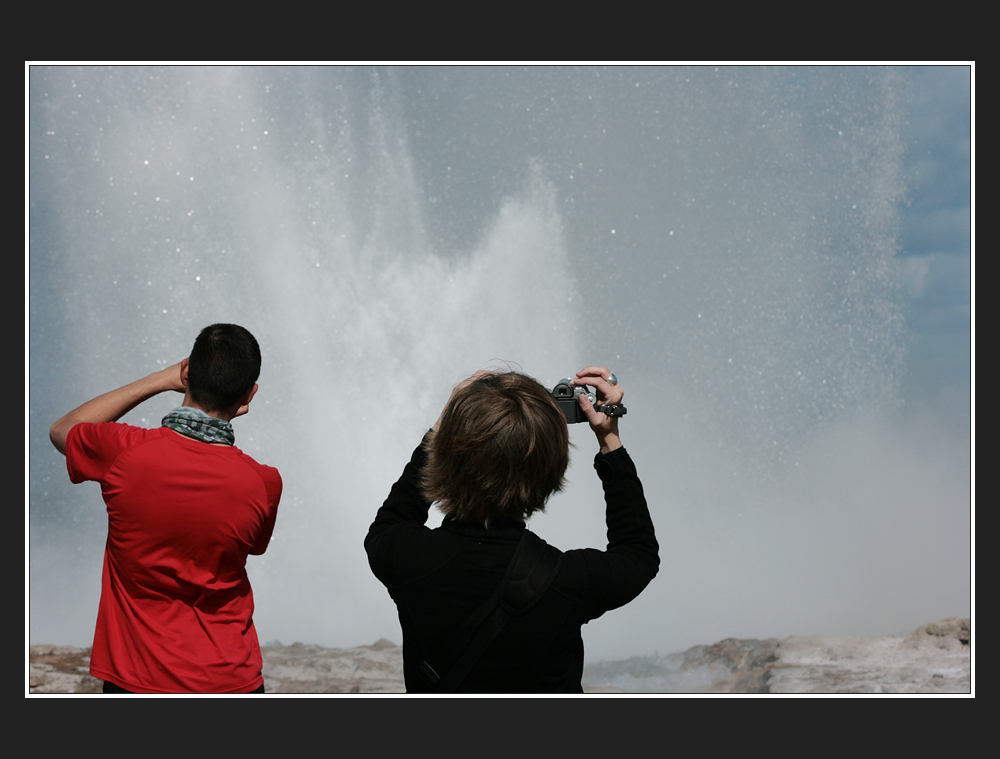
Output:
[
  {"xmin": 897, "ymin": 66, "xmax": 972, "ymax": 414},
  {"xmin": 26, "ymin": 64, "xmax": 972, "ymax": 663}
]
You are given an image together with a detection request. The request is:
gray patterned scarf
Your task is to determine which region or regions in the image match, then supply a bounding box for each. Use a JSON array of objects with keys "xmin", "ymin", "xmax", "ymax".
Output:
[{"xmin": 161, "ymin": 406, "xmax": 235, "ymax": 446}]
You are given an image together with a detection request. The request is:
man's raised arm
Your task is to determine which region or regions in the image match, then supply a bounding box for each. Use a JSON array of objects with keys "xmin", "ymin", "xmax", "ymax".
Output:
[{"xmin": 49, "ymin": 361, "xmax": 186, "ymax": 455}]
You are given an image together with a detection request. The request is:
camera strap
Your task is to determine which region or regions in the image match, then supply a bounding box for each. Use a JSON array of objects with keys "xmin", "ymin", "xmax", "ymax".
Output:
[{"xmin": 417, "ymin": 530, "xmax": 563, "ymax": 693}]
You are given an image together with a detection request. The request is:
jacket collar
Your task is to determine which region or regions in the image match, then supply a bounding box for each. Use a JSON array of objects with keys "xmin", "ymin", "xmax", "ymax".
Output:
[{"xmin": 441, "ymin": 516, "xmax": 526, "ymax": 542}]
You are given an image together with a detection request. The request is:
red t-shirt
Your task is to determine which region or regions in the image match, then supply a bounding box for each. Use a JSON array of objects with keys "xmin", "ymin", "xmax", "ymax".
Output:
[{"xmin": 65, "ymin": 422, "xmax": 282, "ymax": 693}]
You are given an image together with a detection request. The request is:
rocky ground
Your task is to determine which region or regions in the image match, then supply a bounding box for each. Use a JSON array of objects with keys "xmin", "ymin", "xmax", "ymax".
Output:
[
  {"xmin": 27, "ymin": 618, "xmax": 970, "ymax": 695},
  {"xmin": 583, "ymin": 618, "xmax": 971, "ymax": 694}
]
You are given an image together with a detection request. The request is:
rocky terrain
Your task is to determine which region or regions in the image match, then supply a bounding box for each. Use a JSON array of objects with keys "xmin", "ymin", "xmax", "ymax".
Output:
[
  {"xmin": 27, "ymin": 618, "xmax": 970, "ymax": 695},
  {"xmin": 582, "ymin": 618, "xmax": 971, "ymax": 693}
]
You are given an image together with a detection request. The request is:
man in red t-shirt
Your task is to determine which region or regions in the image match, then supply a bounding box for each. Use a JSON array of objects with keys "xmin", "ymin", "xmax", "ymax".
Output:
[{"xmin": 49, "ymin": 324, "xmax": 282, "ymax": 693}]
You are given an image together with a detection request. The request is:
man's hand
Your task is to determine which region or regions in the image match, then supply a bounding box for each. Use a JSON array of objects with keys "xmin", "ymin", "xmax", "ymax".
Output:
[
  {"xmin": 49, "ymin": 361, "xmax": 188, "ymax": 455},
  {"xmin": 155, "ymin": 361, "xmax": 188, "ymax": 394},
  {"xmin": 571, "ymin": 366, "xmax": 624, "ymax": 454}
]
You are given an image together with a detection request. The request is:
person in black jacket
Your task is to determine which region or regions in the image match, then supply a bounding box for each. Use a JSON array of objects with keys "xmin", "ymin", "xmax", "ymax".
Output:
[{"xmin": 365, "ymin": 366, "xmax": 658, "ymax": 693}]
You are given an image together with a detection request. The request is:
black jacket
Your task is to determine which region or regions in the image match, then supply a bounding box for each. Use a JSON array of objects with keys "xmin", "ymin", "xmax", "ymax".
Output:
[{"xmin": 365, "ymin": 437, "xmax": 659, "ymax": 693}]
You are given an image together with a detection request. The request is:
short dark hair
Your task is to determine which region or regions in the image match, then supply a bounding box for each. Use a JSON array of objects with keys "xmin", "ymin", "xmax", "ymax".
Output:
[
  {"xmin": 422, "ymin": 372, "xmax": 569, "ymax": 526},
  {"xmin": 187, "ymin": 324, "xmax": 261, "ymax": 412}
]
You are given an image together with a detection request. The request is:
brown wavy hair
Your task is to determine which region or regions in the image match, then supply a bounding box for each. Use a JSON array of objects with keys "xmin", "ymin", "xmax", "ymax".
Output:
[{"xmin": 422, "ymin": 372, "xmax": 570, "ymax": 526}]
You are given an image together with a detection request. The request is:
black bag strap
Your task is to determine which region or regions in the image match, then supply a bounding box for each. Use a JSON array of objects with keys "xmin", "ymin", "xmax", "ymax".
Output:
[{"xmin": 418, "ymin": 530, "xmax": 562, "ymax": 693}]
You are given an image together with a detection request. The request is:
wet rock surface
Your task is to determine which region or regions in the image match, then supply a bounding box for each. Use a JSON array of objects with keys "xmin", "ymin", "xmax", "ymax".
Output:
[
  {"xmin": 258, "ymin": 639, "xmax": 404, "ymax": 693},
  {"xmin": 27, "ymin": 639, "xmax": 406, "ymax": 694},
  {"xmin": 28, "ymin": 618, "xmax": 970, "ymax": 694},
  {"xmin": 582, "ymin": 618, "xmax": 971, "ymax": 693},
  {"xmin": 765, "ymin": 618, "xmax": 971, "ymax": 694}
]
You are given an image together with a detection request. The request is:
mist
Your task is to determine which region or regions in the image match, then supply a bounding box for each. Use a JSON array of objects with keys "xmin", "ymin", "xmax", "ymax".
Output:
[{"xmin": 27, "ymin": 65, "xmax": 971, "ymax": 662}]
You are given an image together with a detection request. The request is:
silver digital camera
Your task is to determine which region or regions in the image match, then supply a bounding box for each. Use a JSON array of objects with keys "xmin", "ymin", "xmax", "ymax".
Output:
[{"xmin": 550, "ymin": 379, "xmax": 626, "ymax": 424}]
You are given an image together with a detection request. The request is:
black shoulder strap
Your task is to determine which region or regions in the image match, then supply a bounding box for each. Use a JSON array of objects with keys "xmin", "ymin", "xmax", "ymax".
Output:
[
  {"xmin": 499, "ymin": 531, "xmax": 563, "ymax": 614},
  {"xmin": 418, "ymin": 530, "xmax": 562, "ymax": 693}
]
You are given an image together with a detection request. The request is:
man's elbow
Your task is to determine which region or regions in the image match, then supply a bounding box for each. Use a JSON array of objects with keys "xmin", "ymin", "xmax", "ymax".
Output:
[{"xmin": 49, "ymin": 418, "xmax": 76, "ymax": 456}]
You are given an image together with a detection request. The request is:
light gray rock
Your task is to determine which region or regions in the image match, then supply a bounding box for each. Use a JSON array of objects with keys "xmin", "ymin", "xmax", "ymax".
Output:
[
  {"xmin": 260, "ymin": 639, "xmax": 404, "ymax": 693},
  {"xmin": 581, "ymin": 618, "xmax": 971, "ymax": 694},
  {"xmin": 28, "ymin": 619, "xmax": 971, "ymax": 694},
  {"xmin": 767, "ymin": 617, "xmax": 971, "ymax": 694},
  {"xmin": 28, "ymin": 645, "xmax": 102, "ymax": 694},
  {"xmin": 583, "ymin": 637, "xmax": 779, "ymax": 693}
]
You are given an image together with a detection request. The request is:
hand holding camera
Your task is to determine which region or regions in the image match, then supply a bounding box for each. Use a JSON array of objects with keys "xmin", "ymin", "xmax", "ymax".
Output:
[
  {"xmin": 551, "ymin": 379, "xmax": 627, "ymax": 424},
  {"xmin": 552, "ymin": 367, "xmax": 625, "ymax": 454}
]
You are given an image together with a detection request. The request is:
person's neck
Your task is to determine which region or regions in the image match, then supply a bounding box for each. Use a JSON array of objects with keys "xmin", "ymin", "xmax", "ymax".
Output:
[{"xmin": 181, "ymin": 395, "xmax": 234, "ymax": 422}]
